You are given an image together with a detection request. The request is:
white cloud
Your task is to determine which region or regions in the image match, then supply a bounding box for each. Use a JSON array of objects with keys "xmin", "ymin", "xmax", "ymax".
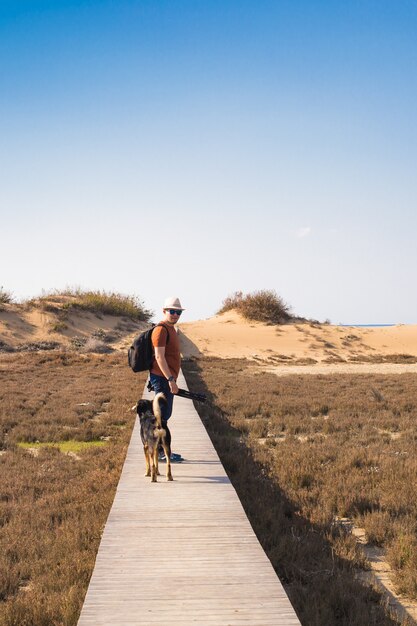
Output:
[{"xmin": 296, "ymin": 227, "xmax": 311, "ymax": 238}]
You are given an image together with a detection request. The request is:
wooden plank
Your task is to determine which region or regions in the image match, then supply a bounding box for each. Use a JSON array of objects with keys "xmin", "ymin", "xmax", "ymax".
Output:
[{"xmin": 77, "ymin": 370, "xmax": 301, "ymax": 625}]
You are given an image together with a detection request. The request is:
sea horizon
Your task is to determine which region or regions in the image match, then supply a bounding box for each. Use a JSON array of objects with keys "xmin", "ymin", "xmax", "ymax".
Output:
[{"xmin": 340, "ymin": 324, "xmax": 398, "ymax": 327}]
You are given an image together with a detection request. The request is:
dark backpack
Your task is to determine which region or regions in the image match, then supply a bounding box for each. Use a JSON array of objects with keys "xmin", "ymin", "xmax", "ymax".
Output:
[{"xmin": 128, "ymin": 323, "xmax": 170, "ymax": 373}]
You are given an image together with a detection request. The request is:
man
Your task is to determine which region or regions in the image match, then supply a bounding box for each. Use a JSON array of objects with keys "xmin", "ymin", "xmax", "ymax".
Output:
[{"xmin": 149, "ymin": 296, "xmax": 184, "ymax": 462}]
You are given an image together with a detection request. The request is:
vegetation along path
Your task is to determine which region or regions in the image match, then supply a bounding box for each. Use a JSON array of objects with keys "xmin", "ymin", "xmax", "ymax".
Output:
[{"xmin": 77, "ymin": 370, "xmax": 301, "ymax": 625}]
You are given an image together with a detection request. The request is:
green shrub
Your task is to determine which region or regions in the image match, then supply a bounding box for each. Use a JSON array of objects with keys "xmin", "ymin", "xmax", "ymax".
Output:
[{"xmin": 218, "ymin": 290, "xmax": 291, "ymax": 324}]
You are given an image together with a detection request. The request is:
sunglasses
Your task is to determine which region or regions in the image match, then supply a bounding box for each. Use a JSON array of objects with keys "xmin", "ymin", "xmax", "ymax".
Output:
[{"xmin": 167, "ymin": 309, "xmax": 182, "ymax": 316}]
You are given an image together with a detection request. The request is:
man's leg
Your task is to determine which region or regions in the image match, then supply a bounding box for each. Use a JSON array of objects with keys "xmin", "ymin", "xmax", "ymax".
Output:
[
  {"xmin": 149, "ymin": 373, "xmax": 182, "ymax": 462},
  {"xmin": 149, "ymin": 373, "xmax": 173, "ymax": 420}
]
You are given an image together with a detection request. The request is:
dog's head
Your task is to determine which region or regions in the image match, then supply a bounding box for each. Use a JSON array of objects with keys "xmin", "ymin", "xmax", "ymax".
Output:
[{"xmin": 136, "ymin": 398, "xmax": 153, "ymax": 418}]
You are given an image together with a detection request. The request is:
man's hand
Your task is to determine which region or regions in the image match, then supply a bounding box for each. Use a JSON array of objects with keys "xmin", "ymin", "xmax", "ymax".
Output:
[{"xmin": 169, "ymin": 380, "xmax": 179, "ymax": 395}]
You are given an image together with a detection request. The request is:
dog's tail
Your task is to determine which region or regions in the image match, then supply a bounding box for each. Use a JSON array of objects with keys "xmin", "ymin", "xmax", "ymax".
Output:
[{"xmin": 153, "ymin": 392, "xmax": 167, "ymax": 430}]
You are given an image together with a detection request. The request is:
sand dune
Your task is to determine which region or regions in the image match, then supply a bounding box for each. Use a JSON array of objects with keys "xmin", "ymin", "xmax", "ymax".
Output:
[
  {"xmin": 0, "ymin": 303, "xmax": 146, "ymax": 350},
  {"xmin": 179, "ymin": 310, "xmax": 417, "ymax": 364},
  {"xmin": 2, "ymin": 304, "xmax": 417, "ymax": 367}
]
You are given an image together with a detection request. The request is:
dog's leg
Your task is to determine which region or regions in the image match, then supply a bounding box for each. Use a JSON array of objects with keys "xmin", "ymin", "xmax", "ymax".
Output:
[
  {"xmin": 144, "ymin": 445, "xmax": 151, "ymax": 477},
  {"xmin": 154, "ymin": 447, "xmax": 159, "ymax": 477},
  {"xmin": 162, "ymin": 441, "xmax": 173, "ymax": 481},
  {"xmin": 162, "ymin": 423, "xmax": 173, "ymax": 481},
  {"xmin": 155, "ymin": 443, "xmax": 161, "ymax": 476},
  {"xmin": 150, "ymin": 448, "xmax": 157, "ymax": 482},
  {"xmin": 166, "ymin": 455, "xmax": 173, "ymax": 482}
]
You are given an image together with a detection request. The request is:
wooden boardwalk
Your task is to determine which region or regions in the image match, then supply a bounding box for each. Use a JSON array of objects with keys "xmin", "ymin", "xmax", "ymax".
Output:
[{"xmin": 78, "ymin": 370, "xmax": 301, "ymax": 626}]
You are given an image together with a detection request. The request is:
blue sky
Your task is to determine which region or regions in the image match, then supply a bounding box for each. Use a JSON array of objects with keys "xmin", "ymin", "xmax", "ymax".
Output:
[{"xmin": 1, "ymin": 0, "xmax": 416, "ymax": 323}]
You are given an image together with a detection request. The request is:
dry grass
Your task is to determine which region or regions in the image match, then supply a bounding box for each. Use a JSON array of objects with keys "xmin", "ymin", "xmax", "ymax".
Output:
[
  {"xmin": 183, "ymin": 358, "xmax": 417, "ymax": 625},
  {"xmin": 1, "ymin": 348, "xmax": 415, "ymax": 625},
  {"xmin": 218, "ymin": 290, "xmax": 292, "ymax": 324},
  {"xmin": 24, "ymin": 288, "xmax": 152, "ymax": 321},
  {"xmin": 0, "ymin": 289, "xmax": 13, "ymax": 311},
  {"xmin": 0, "ymin": 351, "xmax": 146, "ymax": 625}
]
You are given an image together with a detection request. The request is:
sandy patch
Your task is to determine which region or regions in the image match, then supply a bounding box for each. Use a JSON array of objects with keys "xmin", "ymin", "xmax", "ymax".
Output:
[
  {"xmin": 262, "ymin": 363, "xmax": 417, "ymax": 377},
  {"xmin": 26, "ymin": 447, "xmax": 40, "ymax": 457},
  {"xmin": 377, "ymin": 429, "xmax": 403, "ymax": 441}
]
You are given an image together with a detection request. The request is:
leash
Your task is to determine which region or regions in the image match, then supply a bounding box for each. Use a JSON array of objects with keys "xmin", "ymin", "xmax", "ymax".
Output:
[{"xmin": 147, "ymin": 380, "xmax": 207, "ymax": 404}]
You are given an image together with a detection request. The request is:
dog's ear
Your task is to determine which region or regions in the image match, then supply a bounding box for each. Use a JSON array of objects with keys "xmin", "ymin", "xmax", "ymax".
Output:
[{"xmin": 136, "ymin": 399, "xmax": 149, "ymax": 416}]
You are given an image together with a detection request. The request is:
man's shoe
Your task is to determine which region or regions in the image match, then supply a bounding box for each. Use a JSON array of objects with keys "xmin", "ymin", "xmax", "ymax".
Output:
[{"xmin": 158, "ymin": 451, "xmax": 183, "ymax": 463}]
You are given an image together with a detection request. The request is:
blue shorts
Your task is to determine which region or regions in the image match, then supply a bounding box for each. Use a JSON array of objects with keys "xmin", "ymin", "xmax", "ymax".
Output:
[{"xmin": 149, "ymin": 373, "xmax": 174, "ymax": 421}]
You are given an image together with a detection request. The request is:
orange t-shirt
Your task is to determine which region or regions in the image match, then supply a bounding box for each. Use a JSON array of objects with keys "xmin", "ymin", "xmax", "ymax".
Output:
[{"xmin": 150, "ymin": 322, "xmax": 181, "ymax": 379}]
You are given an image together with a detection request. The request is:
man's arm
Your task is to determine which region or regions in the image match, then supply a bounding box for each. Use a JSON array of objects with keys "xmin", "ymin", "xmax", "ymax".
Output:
[{"xmin": 154, "ymin": 346, "xmax": 179, "ymax": 394}]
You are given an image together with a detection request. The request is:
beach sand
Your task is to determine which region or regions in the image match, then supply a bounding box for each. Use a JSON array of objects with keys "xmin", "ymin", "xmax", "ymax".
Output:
[{"xmin": 179, "ymin": 310, "xmax": 417, "ymax": 366}]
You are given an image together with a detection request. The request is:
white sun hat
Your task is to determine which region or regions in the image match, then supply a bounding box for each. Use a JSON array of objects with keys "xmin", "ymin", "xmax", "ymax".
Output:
[{"xmin": 163, "ymin": 296, "xmax": 185, "ymax": 311}]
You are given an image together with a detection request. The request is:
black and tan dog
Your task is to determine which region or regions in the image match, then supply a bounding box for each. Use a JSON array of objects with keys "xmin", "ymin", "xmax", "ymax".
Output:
[{"xmin": 137, "ymin": 393, "xmax": 173, "ymax": 482}]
